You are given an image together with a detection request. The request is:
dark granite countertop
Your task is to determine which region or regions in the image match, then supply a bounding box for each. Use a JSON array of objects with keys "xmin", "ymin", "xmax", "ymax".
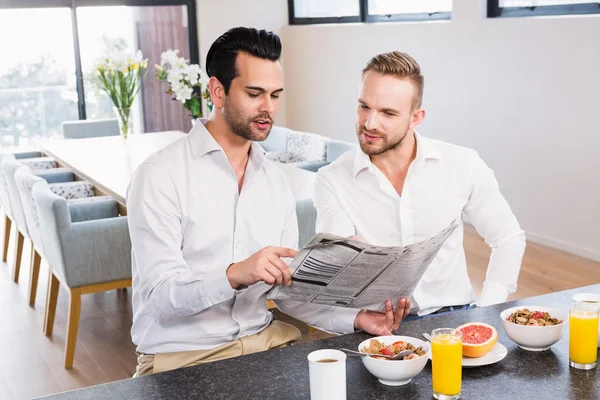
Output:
[{"xmin": 38, "ymin": 285, "xmax": 600, "ymax": 400}]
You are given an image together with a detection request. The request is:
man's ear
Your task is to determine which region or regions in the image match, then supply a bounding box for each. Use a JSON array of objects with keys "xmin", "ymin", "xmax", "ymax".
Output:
[
  {"xmin": 410, "ymin": 108, "xmax": 426, "ymax": 129},
  {"xmin": 209, "ymin": 76, "xmax": 225, "ymax": 108}
]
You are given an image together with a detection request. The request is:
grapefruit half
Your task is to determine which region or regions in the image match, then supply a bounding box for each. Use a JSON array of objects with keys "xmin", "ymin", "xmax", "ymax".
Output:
[{"xmin": 456, "ymin": 322, "xmax": 498, "ymax": 358}]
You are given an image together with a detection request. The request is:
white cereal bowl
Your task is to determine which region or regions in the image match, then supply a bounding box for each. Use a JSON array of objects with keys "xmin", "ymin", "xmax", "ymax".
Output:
[
  {"xmin": 357, "ymin": 335, "xmax": 430, "ymax": 386},
  {"xmin": 500, "ymin": 306, "xmax": 568, "ymax": 351}
]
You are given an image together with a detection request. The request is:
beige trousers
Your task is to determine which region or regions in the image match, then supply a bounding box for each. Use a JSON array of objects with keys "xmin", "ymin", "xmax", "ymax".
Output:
[{"xmin": 134, "ymin": 321, "xmax": 301, "ymax": 377}]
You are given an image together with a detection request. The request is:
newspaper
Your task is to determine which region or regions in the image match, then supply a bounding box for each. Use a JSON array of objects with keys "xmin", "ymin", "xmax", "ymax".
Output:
[{"xmin": 268, "ymin": 220, "xmax": 459, "ymax": 312}]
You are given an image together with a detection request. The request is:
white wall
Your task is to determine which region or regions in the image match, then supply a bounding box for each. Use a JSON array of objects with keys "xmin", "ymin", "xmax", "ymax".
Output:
[
  {"xmin": 281, "ymin": 0, "xmax": 600, "ymax": 261},
  {"xmin": 195, "ymin": 0, "xmax": 289, "ymax": 124}
]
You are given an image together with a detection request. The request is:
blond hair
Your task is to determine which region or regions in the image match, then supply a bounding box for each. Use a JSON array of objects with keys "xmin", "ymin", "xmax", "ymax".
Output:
[{"xmin": 362, "ymin": 51, "xmax": 424, "ymax": 109}]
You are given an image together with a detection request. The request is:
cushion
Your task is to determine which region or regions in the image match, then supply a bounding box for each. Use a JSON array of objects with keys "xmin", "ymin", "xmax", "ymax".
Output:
[
  {"xmin": 264, "ymin": 151, "xmax": 296, "ymax": 164},
  {"xmin": 286, "ymin": 132, "xmax": 327, "ymax": 163}
]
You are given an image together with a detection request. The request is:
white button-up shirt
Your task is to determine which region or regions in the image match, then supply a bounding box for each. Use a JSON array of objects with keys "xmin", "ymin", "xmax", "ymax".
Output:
[
  {"xmin": 128, "ymin": 120, "xmax": 357, "ymax": 354},
  {"xmin": 314, "ymin": 133, "xmax": 526, "ymax": 315}
]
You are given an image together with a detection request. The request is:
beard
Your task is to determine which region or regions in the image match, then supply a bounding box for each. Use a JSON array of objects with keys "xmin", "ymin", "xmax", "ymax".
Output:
[
  {"xmin": 223, "ymin": 97, "xmax": 273, "ymax": 141},
  {"xmin": 357, "ymin": 123, "xmax": 411, "ymax": 156}
]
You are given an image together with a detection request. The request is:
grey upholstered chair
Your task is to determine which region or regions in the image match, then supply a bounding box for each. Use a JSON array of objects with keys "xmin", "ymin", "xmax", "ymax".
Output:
[
  {"xmin": 61, "ymin": 118, "xmax": 119, "ymax": 139},
  {"xmin": 1, "ymin": 155, "xmax": 66, "ymax": 282},
  {"xmin": 32, "ymin": 179, "xmax": 131, "ymax": 368},
  {"xmin": 14, "ymin": 165, "xmax": 110, "ymax": 306},
  {"xmin": 0, "ymin": 151, "xmax": 44, "ymax": 262}
]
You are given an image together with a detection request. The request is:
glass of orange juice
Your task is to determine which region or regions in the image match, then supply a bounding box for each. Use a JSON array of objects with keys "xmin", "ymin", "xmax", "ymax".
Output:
[
  {"xmin": 432, "ymin": 328, "xmax": 463, "ymax": 400},
  {"xmin": 570, "ymin": 301, "xmax": 599, "ymax": 370}
]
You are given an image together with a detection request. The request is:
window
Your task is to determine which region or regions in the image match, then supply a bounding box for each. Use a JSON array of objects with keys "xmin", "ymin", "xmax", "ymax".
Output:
[
  {"xmin": 0, "ymin": 8, "xmax": 78, "ymax": 147},
  {"xmin": 489, "ymin": 0, "xmax": 600, "ymax": 17},
  {"xmin": 290, "ymin": 0, "xmax": 361, "ymax": 24},
  {"xmin": 366, "ymin": 0, "xmax": 452, "ymax": 22},
  {"xmin": 0, "ymin": 0, "xmax": 198, "ymax": 146},
  {"xmin": 288, "ymin": 0, "xmax": 452, "ymax": 24}
]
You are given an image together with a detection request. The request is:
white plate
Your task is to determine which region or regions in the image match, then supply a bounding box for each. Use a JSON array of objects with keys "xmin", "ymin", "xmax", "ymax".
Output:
[{"xmin": 428, "ymin": 343, "xmax": 508, "ymax": 368}]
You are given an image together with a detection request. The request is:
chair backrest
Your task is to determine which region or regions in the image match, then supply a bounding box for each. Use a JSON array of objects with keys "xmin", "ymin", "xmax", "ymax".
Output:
[
  {"xmin": 13, "ymin": 151, "xmax": 42, "ymax": 159},
  {"xmin": 62, "ymin": 118, "xmax": 119, "ymax": 139},
  {"xmin": 258, "ymin": 126, "xmax": 289, "ymax": 152},
  {"xmin": 0, "ymin": 152, "xmax": 52, "ymax": 219},
  {"xmin": 2, "ymin": 156, "xmax": 29, "ymax": 236},
  {"xmin": 327, "ymin": 139, "xmax": 357, "ymax": 162},
  {"xmin": 32, "ymin": 180, "xmax": 131, "ymax": 287},
  {"xmin": 14, "ymin": 166, "xmax": 46, "ymax": 253},
  {"xmin": 31, "ymin": 180, "xmax": 68, "ymax": 281},
  {"xmin": 296, "ymin": 198, "xmax": 317, "ymax": 248},
  {"xmin": 0, "ymin": 154, "xmax": 15, "ymax": 219}
]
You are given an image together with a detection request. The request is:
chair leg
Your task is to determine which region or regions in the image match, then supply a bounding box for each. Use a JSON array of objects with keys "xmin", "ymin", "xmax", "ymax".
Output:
[
  {"xmin": 28, "ymin": 247, "xmax": 42, "ymax": 307},
  {"xmin": 65, "ymin": 287, "xmax": 81, "ymax": 369},
  {"xmin": 12, "ymin": 230, "xmax": 24, "ymax": 283},
  {"xmin": 44, "ymin": 269, "xmax": 60, "ymax": 336},
  {"xmin": 2, "ymin": 215, "xmax": 11, "ymax": 262}
]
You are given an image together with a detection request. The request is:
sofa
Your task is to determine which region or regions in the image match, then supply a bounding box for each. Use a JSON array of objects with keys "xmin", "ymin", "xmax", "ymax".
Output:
[{"xmin": 259, "ymin": 126, "xmax": 356, "ymax": 172}]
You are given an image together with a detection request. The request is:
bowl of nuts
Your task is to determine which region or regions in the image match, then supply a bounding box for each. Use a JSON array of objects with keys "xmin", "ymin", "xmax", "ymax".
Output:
[{"xmin": 500, "ymin": 306, "xmax": 568, "ymax": 351}]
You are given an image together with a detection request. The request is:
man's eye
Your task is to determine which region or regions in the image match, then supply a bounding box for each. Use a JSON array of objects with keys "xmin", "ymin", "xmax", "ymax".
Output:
[
  {"xmin": 248, "ymin": 93, "xmax": 259, "ymax": 98},
  {"xmin": 271, "ymin": 95, "xmax": 280, "ymax": 99},
  {"xmin": 360, "ymin": 104, "xmax": 369, "ymax": 110}
]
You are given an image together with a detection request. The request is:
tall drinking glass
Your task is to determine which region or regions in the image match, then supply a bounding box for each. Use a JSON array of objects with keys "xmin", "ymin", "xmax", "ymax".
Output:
[
  {"xmin": 569, "ymin": 301, "xmax": 599, "ymax": 370},
  {"xmin": 432, "ymin": 328, "xmax": 463, "ymax": 400}
]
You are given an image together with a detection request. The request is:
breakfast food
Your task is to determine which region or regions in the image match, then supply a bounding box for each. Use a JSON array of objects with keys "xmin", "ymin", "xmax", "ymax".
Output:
[
  {"xmin": 456, "ymin": 322, "xmax": 498, "ymax": 358},
  {"xmin": 506, "ymin": 308, "xmax": 563, "ymax": 326},
  {"xmin": 361, "ymin": 339, "xmax": 426, "ymax": 360}
]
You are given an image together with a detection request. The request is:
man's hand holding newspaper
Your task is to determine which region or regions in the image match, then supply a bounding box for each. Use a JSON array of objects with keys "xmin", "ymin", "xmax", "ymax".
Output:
[{"xmin": 354, "ymin": 298, "xmax": 411, "ymax": 335}]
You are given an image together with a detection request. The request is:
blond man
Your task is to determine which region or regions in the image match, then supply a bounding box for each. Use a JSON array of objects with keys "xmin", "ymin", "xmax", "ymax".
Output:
[{"xmin": 314, "ymin": 52, "xmax": 526, "ymax": 320}]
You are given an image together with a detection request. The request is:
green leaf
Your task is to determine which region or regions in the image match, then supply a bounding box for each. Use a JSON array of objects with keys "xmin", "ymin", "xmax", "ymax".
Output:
[{"xmin": 190, "ymin": 97, "xmax": 201, "ymax": 117}]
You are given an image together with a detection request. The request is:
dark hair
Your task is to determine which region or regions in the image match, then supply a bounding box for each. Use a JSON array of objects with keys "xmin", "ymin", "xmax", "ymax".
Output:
[{"xmin": 205, "ymin": 27, "xmax": 282, "ymax": 94}]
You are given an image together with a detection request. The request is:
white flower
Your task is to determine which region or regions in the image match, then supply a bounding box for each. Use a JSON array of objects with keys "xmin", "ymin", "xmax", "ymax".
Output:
[
  {"xmin": 94, "ymin": 48, "xmax": 147, "ymax": 75},
  {"xmin": 174, "ymin": 85, "xmax": 193, "ymax": 103},
  {"xmin": 174, "ymin": 57, "xmax": 188, "ymax": 70},
  {"xmin": 167, "ymin": 68, "xmax": 184, "ymax": 85},
  {"xmin": 186, "ymin": 64, "xmax": 202, "ymax": 85},
  {"xmin": 199, "ymin": 70, "xmax": 210, "ymax": 87},
  {"xmin": 160, "ymin": 49, "xmax": 179, "ymax": 66},
  {"xmin": 170, "ymin": 80, "xmax": 184, "ymax": 93},
  {"xmin": 133, "ymin": 49, "xmax": 144, "ymax": 64}
]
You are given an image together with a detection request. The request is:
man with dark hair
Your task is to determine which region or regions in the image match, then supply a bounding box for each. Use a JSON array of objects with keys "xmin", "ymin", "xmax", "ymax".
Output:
[{"xmin": 128, "ymin": 28, "xmax": 409, "ymax": 377}]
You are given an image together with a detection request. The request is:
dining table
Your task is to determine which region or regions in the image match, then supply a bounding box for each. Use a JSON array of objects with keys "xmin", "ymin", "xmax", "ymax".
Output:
[
  {"xmin": 36, "ymin": 284, "xmax": 600, "ymax": 400},
  {"xmin": 39, "ymin": 131, "xmax": 316, "ymax": 215}
]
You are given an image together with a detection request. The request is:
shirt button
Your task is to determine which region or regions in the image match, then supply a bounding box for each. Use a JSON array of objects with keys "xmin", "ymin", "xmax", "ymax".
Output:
[{"xmin": 228, "ymin": 172, "xmax": 233, "ymax": 177}]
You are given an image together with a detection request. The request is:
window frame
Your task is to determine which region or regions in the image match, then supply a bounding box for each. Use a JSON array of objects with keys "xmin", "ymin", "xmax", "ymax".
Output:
[
  {"xmin": 487, "ymin": 0, "xmax": 600, "ymax": 18},
  {"xmin": 0, "ymin": 0, "xmax": 199, "ymax": 120},
  {"xmin": 287, "ymin": 0, "xmax": 452, "ymax": 25}
]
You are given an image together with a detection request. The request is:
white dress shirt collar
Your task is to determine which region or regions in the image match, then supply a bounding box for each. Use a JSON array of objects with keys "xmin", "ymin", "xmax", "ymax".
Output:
[
  {"xmin": 188, "ymin": 118, "xmax": 266, "ymax": 168},
  {"xmin": 352, "ymin": 131, "xmax": 443, "ymax": 178}
]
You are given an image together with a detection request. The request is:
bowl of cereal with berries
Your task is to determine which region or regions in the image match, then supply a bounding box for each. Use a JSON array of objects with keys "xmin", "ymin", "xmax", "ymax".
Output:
[
  {"xmin": 357, "ymin": 336, "xmax": 430, "ymax": 386},
  {"xmin": 500, "ymin": 306, "xmax": 568, "ymax": 351}
]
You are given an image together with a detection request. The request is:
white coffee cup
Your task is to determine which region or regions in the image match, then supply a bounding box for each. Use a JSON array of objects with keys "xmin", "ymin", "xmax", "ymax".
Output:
[
  {"xmin": 307, "ymin": 349, "xmax": 346, "ymax": 400},
  {"xmin": 572, "ymin": 293, "xmax": 600, "ymax": 347}
]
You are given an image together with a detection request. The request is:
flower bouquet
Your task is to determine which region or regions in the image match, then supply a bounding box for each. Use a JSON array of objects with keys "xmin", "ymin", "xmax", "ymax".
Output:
[
  {"xmin": 93, "ymin": 48, "xmax": 148, "ymax": 143},
  {"xmin": 155, "ymin": 49, "xmax": 211, "ymax": 122}
]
